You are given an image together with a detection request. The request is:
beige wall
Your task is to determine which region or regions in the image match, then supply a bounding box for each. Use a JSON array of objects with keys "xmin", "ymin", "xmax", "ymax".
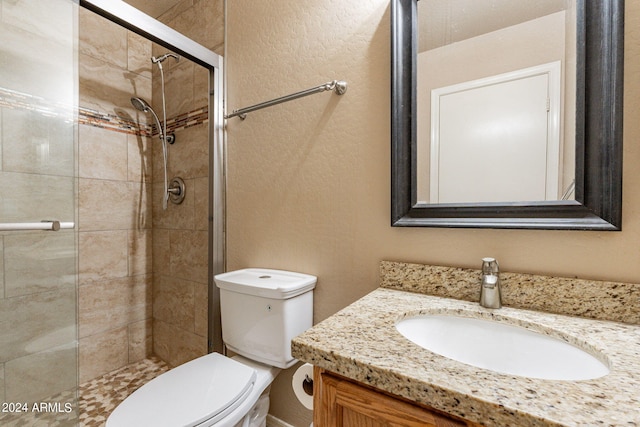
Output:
[{"xmin": 226, "ymin": 1, "xmax": 640, "ymax": 425}]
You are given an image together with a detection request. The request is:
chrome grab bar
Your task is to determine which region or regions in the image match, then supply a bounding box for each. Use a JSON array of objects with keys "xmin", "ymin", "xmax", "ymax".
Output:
[
  {"xmin": 225, "ymin": 80, "xmax": 348, "ymax": 120},
  {"xmin": 0, "ymin": 221, "xmax": 75, "ymax": 232}
]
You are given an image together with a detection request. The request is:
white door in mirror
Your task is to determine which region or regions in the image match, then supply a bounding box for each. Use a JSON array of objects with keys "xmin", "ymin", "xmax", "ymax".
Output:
[{"xmin": 430, "ymin": 62, "xmax": 562, "ymax": 203}]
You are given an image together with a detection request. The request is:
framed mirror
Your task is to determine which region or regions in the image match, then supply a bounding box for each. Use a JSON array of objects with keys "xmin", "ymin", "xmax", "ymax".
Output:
[{"xmin": 391, "ymin": 0, "xmax": 624, "ymax": 230}]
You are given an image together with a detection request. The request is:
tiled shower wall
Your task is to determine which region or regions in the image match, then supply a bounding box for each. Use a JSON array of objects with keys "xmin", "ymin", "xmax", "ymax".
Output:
[
  {"xmin": 77, "ymin": 0, "xmax": 224, "ymax": 381},
  {"xmin": 77, "ymin": 8, "xmax": 154, "ymax": 382},
  {"xmin": 151, "ymin": 0, "xmax": 224, "ymax": 368}
]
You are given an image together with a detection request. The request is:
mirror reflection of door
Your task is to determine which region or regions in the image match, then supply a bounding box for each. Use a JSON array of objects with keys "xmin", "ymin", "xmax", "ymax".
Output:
[
  {"xmin": 416, "ymin": 0, "xmax": 576, "ymax": 204},
  {"xmin": 430, "ymin": 62, "xmax": 560, "ymax": 203}
]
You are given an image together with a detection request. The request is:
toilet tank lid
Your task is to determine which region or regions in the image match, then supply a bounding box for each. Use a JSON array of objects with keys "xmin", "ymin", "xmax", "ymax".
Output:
[{"xmin": 214, "ymin": 268, "xmax": 317, "ymax": 299}]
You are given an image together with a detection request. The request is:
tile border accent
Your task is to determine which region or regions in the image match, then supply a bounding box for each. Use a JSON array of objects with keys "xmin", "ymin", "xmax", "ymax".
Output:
[
  {"xmin": 81, "ymin": 105, "xmax": 209, "ymax": 137},
  {"xmin": 380, "ymin": 260, "xmax": 640, "ymax": 324},
  {"xmin": 1, "ymin": 86, "xmax": 208, "ymax": 137},
  {"xmin": 0, "ymin": 86, "xmax": 75, "ymax": 121},
  {"xmin": 78, "ymin": 106, "xmax": 150, "ymax": 137},
  {"xmin": 162, "ymin": 107, "xmax": 208, "ymax": 135}
]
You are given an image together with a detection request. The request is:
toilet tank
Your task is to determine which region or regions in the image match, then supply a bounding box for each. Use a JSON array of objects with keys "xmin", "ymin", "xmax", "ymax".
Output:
[{"xmin": 214, "ymin": 268, "xmax": 317, "ymax": 369}]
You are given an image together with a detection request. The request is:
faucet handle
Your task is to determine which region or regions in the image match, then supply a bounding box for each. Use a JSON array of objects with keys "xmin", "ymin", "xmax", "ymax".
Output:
[
  {"xmin": 482, "ymin": 257, "xmax": 499, "ymax": 275},
  {"xmin": 480, "ymin": 257, "xmax": 502, "ymax": 309}
]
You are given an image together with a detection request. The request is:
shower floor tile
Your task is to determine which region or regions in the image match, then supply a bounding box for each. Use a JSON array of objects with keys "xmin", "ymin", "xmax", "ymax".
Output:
[
  {"xmin": 79, "ymin": 356, "xmax": 169, "ymax": 426},
  {"xmin": 0, "ymin": 357, "xmax": 169, "ymax": 427}
]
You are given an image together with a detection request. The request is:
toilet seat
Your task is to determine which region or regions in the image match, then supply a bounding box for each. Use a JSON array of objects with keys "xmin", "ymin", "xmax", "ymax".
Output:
[{"xmin": 106, "ymin": 353, "xmax": 257, "ymax": 427}]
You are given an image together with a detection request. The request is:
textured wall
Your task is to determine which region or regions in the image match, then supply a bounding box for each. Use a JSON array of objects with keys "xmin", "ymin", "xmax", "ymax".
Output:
[{"xmin": 226, "ymin": 0, "xmax": 640, "ymax": 425}]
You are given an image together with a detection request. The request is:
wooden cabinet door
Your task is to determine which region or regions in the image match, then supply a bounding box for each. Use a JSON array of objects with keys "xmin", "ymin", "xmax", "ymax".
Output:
[{"xmin": 314, "ymin": 368, "xmax": 469, "ymax": 427}]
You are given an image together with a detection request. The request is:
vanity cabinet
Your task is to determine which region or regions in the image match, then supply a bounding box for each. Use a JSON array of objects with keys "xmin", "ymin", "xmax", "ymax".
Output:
[{"xmin": 314, "ymin": 368, "xmax": 482, "ymax": 427}]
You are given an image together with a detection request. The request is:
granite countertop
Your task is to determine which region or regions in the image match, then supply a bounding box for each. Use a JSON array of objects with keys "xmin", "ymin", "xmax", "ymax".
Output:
[{"xmin": 291, "ymin": 288, "xmax": 640, "ymax": 427}]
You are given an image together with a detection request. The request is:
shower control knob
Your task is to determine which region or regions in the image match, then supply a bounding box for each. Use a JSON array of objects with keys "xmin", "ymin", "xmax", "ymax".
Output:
[{"xmin": 168, "ymin": 177, "xmax": 186, "ymax": 205}]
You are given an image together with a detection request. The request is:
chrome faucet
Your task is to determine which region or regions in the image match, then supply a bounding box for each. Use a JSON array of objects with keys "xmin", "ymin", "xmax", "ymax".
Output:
[{"xmin": 480, "ymin": 257, "xmax": 501, "ymax": 309}]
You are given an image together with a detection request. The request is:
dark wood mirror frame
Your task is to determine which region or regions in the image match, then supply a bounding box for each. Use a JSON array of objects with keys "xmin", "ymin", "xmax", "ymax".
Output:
[{"xmin": 391, "ymin": 0, "xmax": 624, "ymax": 230}]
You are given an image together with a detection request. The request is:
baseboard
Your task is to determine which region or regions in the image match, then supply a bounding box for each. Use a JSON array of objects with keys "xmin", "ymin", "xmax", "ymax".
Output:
[{"xmin": 266, "ymin": 414, "xmax": 297, "ymax": 427}]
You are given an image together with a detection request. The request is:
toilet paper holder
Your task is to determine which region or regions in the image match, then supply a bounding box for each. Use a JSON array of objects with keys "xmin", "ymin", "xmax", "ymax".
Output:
[
  {"xmin": 293, "ymin": 363, "xmax": 315, "ymax": 409},
  {"xmin": 303, "ymin": 374, "xmax": 313, "ymax": 396}
]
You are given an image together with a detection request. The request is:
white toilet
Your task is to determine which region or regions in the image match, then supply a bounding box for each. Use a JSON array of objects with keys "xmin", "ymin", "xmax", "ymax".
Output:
[{"xmin": 106, "ymin": 268, "xmax": 316, "ymax": 427}]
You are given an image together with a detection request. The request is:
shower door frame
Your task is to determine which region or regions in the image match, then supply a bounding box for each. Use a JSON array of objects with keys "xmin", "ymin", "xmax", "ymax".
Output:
[{"xmin": 79, "ymin": 0, "xmax": 226, "ymax": 353}]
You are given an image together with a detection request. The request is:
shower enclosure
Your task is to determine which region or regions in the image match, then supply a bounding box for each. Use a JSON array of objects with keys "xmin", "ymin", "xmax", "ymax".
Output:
[
  {"xmin": 1, "ymin": 0, "xmax": 224, "ymax": 423},
  {"xmin": 0, "ymin": 0, "xmax": 79, "ymax": 424}
]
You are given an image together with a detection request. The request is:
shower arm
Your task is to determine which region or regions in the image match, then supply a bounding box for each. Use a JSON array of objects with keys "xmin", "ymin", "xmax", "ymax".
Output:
[{"xmin": 152, "ymin": 53, "xmax": 180, "ymax": 63}]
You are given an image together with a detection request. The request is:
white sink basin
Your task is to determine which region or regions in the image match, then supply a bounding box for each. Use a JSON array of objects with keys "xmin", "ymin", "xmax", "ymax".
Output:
[{"xmin": 396, "ymin": 314, "xmax": 609, "ymax": 380}]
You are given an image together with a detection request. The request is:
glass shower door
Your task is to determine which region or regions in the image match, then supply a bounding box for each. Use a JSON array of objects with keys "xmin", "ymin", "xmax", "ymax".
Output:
[{"xmin": 0, "ymin": 0, "xmax": 78, "ymax": 425}]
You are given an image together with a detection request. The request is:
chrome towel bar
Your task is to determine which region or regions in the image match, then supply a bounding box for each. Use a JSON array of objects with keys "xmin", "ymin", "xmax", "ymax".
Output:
[
  {"xmin": 225, "ymin": 80, "xmax": 347, "ymax": 120},
  {"xmin": 0, "ymin": 221, "xmax": 75, "ymax": 232}
]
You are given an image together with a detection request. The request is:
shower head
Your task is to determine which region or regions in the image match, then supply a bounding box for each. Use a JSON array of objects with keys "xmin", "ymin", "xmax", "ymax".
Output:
[
  {"xmin": 131, "ymin": 96, "xmax": 151, "ymax": 113},
  {"xmin": 130, "ymin": 97, "xmax": 164, "ymax": 141}
]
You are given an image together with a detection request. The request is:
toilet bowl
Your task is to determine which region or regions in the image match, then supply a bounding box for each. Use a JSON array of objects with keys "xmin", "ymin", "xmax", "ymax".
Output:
[{"xmin": 106, "ymin": 269, "xmax": 316, "ymax": 427}]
